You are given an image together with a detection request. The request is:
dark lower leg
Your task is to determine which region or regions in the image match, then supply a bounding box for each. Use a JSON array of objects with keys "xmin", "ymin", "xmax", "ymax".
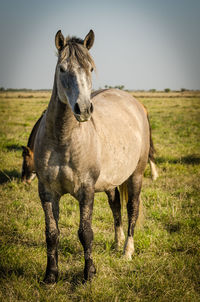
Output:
[
  {"xmin": 39, "ymin": 183, "xmax": 60, "ymax": 284},
  {"xmin": 78, "ymin": 224, "xmax": 96, "ymax": 281},
  {"xmin": 124, "ymin": 175, "xmax": 142, "ymax": 259},
  {"xmin": 127, "ymin": 196, "xmax": 140, "ymax": 237},
  {"xmin": 78, "ymin": 188, "xmax": 96, "ymax": 281},
  {"xmin": 106, "ymin": 188, "xmax": 124, "ymax": 247},
  {"xmin": 43, "ymin": 201, "xmax": 60, "ymax": 283}
]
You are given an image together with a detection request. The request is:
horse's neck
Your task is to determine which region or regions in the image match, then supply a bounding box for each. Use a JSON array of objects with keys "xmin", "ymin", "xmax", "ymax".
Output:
[{"xmin": 46, "ymin": 83, "xmax": 77, "ymax": 144}]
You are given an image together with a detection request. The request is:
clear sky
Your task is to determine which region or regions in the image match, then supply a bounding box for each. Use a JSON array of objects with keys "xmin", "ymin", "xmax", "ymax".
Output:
[{"xmin": 0, "ymin": 0, "xmax": 200, "ymax": 90}]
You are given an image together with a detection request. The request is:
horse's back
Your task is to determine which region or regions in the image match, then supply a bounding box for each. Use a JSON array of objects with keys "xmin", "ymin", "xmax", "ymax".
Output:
[
  {"xmin": 92, "ymin": 89, "xmax": 148, "ymax": 140},
  {"xmin": 92, "ymin": 89, "xmax": 146, "ymax": 125}
]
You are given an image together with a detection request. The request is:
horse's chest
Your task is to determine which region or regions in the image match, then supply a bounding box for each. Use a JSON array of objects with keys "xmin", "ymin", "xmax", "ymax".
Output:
[{"xmin": 42, "ymin": 149, "xmax": 75, "ymax": 193}]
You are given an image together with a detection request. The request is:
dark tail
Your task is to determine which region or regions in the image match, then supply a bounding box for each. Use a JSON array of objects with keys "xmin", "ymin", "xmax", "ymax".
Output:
[{"xmin": 147, "ymin": 113, "xmax": 156, "ymax": 163}]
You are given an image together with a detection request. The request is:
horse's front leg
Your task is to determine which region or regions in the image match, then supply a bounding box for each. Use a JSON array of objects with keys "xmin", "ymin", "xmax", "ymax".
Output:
[
  {"xmin": 78, "ymin": 185, "xmax": 96, "ymax": 282},
  {"xmin": 39, "ymin": 182, "xmax": 60, "ymax": 283}
]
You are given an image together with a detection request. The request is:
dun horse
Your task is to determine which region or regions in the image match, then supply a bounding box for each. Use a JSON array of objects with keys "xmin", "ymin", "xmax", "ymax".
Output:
[{"xmin": 34, "ymin": 29, "xmax": 152, "ymax": 282}]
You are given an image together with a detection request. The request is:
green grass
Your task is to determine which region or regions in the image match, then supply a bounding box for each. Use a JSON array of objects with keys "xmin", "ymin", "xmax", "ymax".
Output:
[{"xmin": 0, "ymin": 92, "xmax": 200, "ymax": 301}]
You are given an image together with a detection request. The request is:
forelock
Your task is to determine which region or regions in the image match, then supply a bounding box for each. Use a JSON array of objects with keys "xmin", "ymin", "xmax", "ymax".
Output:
[{"xmin": 58, "ymin": 36, "xmax": 96, "ymax": 74}]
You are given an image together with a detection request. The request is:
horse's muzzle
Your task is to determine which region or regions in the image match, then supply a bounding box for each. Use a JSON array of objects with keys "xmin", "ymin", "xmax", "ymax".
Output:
[{"xmin": 74, "ymin": 102, "xmax": 94, "ymax": 122}]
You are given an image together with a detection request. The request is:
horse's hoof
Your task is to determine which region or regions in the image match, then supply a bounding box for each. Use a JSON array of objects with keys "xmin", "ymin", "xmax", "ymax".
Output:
[
  {"xmin": 83, "ymin": 260, "xmax": 96, "ymax": 282},
  {"xmin": 123, "ymin": 252, "xmax": 133, "ymax": 260},
  {"xmin": 123, "ymin": 236, "xmax": 134, "ymax": 260},
  {"xmin": 43, "ymin": 273, "xmax": 57, "ymax": 284}
]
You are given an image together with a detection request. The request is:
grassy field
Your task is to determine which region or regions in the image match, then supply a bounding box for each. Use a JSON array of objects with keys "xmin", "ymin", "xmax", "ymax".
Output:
[{"xmin": 0, "ymin": 91, "xmax": 199, "ymax": 301}]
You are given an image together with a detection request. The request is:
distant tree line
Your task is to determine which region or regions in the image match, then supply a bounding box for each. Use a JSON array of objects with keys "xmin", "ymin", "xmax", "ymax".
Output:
[
  {"xmin": 0, "ymin": 86, "xmax": 196, "ymax": 93},
  {"xmin": 102, "ymin": 86, "xmax": 193, "ymax": 92},
  {"xmin": 104, "ymin": 85, "xmax": 125, "ymax": 90},
  {"xmin": 148, "ymin": 88, "xmax": 191, "ymax": 93},
  {"xmin": 0, "ymin": 87, "xmax": 51, "ymax": 92}
]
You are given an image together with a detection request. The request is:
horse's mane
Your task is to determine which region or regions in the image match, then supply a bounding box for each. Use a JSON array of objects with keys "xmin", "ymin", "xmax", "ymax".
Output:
[{"xmin": 59, "ymin": 36, "xmax": 96, "ymax": 75}]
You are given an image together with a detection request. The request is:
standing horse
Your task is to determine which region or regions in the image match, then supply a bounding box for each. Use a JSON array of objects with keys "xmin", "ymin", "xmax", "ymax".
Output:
[{"xmin": 34, "ymin": 30, "xmax": 150, "ymax": 283}]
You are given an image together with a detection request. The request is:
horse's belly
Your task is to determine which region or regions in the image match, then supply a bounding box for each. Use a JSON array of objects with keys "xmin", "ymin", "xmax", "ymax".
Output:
[{"xmin": 94, "ymin": 132, "xmax": 141, "ymax": 192}]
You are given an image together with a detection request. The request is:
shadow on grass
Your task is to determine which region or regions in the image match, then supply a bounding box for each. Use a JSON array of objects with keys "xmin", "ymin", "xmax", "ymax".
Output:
[
  {"xmin": 59, "ymin": 242, "xmax": 85, "ymax": 287},
  {"xmin": 59, "ymin": 238, "xmax": 76, "ymax": 256},
  {"xmin": 6, "ymin": 144, "xmax": 22, "ymax": 151},
  {"xmin": 0, "ymin": 169, "xmax": 21, "ymax": 184},
  {"xmin": 1, "ymin": 226, "xmax": 45, "ymax": 248},
  {"xmin": 156, "ymin": 154, "xmax": 200, "ymax": 165},
  {"xmin": 165, "ymin": 222, "xmax": 181, "ymax": 234},
  {"xmin": 0, "ymin": 265, "xmax": 25, "ymax": 278},
  {"xmin": 62, "ymin": 269, "xmax": 84, "ymax": 287}
]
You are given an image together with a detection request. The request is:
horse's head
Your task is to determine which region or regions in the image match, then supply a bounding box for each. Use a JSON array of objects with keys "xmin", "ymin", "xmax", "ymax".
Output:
[
  {"xmin": 21, "ymin": 146, "xmax": 36, "ymax": 184},
  {"xmin": 55, "ymin": 30, "xmax": 95, "ymax": 122}
]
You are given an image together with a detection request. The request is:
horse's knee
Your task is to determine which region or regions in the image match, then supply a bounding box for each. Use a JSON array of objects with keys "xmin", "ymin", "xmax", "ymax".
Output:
[
  {"xmin": 78, "ymin": 224, "xmax": 94, "ymax": 248},
  {"xmin": 46, "ymin": 228, "xmax": 59, "ymax": 248}
]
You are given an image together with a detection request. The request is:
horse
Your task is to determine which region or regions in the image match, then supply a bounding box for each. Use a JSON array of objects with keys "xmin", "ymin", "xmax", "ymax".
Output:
[
  {"xmin": 34, "ymin": 29, "xmax": 152, "ymax": 283},
  {"xmin": 21, "ymin": 110, "xmax": 46, "ymax": 183},
  {"xmin": 21, "ymin": 107, "xmax": 158, "ymax": 184}
]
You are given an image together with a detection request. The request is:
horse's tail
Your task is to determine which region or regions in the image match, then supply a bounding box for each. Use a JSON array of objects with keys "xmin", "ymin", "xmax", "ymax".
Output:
[
  {"xmin": 118, "ymin": 183, "xmax": 128, "ymax": 215},
  {"xmin": 118, "ymin": 183, "xmax": 143, "ymax": 228},
  {"xmin": 146, "ymin": 113, "xmax": 156, "ymax": 163}
]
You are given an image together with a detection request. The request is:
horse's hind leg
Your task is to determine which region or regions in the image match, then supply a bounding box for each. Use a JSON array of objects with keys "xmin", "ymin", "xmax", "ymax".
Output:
[
  {"xmin": 39, "ymin": 182, "xmax": 60, "ymax": 283},
  {"xmin": 123, "ymin": 172, "xmax": 143, "ymax": 259},
  {"xmin": 106, "ymin": 188, "xmax": 125, "ymax": 249}
]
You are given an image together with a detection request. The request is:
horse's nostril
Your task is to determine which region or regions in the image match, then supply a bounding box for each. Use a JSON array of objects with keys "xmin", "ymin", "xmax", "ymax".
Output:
[
  {"xmin": 60, "ymin": 66, "xmax": 65, "ymax": 73},
  {"xmin": 90, "ymin": 103, "xmax": 94, "ymax": 114},
  {"xmin": 74, "ymin": 103, "xmax": 81, "ymax": 115}
]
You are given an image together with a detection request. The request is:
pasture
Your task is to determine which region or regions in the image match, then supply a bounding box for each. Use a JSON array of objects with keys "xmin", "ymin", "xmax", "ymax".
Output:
[{"xmin": 0, "ymin": 90, "xmax": 199, "ymax": 301}]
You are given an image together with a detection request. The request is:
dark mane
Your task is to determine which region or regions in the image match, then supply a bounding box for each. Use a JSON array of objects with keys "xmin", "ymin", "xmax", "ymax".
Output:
[
  {"xmin": 59, "ymin": 36, "xmax": 96, "ymax": 74},
  {"xmin": 27, "ymin": 110, "xmax": 46, "ymax": 150}
]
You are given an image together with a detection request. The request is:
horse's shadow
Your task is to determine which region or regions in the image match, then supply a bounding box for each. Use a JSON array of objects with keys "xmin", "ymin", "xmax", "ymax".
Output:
[
  {"xmin": 0, "ymin": 169, "xmax": 21, "ymax": 184},
  {"xmin": 6, "ymin": 144, "xmax": 22, "ymax": 151},
  {"xmin": 156, "ymin": 154, "xmax": 200, "ymax": 165},
  {"xmin": 0, "ymin": 265, "xmax": 25, "ymax": 279},
  {"xmin": 62, "ymin": 269, "xmax": 84, "ymax": 288},
  {"xmin": 0, "ymin": 143, "xmax": 22, "ymax": 184}
]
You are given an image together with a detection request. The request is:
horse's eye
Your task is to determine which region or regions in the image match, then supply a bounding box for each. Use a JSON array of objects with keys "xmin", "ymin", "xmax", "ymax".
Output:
[{"xmin": 91, "ymin": 67, "xmax": 94, "ymax": 72}]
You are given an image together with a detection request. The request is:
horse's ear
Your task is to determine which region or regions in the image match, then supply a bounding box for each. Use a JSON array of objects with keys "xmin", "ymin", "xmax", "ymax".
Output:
[
  {"xmin": 84, "ymin": 30, "xmax": 95, "ymax": 50},
  {"xmin": 55, "ymin": 30, "xmax": 65, "ymax": 51}
]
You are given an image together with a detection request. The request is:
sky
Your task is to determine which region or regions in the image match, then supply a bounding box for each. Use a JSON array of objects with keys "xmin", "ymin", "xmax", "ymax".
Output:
[{"xmin": 0, "ymin": 0, "xmax": 200, "ymax": 91}]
